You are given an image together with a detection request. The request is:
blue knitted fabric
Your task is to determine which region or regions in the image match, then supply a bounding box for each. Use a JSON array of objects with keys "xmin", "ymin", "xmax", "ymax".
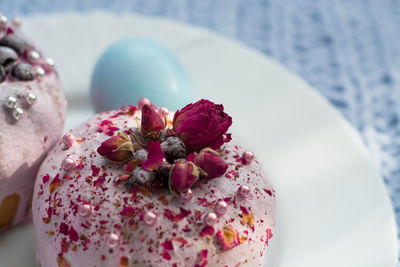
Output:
[{"xmin": 2, "ymin": 0, "xmax": 400, "ymax": 258}]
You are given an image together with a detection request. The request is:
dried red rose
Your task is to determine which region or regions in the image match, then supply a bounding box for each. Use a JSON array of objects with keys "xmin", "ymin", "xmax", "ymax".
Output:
[
  {"xmin": 195, "ymin": 148, "xmax": 228, "ymax": 179},
  {"xmin": 141, "ymin": 104, "xmax": 165, "ymax": 138},
  {"xmin": 169, "ymin": 160, "xmax": 200, "ymax": 193},
  {"xmin": 173, "ymin": 99, "xmax": 232, "ymax": 152},
  {"xmin": 97, "ymin": 132, "xmax": 134, "ymax": 163}
]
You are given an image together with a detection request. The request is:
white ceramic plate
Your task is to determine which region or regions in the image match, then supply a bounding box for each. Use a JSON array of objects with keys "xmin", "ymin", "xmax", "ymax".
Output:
[{"xmin": 0, "ymin": 12, "xmax": 397, "ymax": 267}]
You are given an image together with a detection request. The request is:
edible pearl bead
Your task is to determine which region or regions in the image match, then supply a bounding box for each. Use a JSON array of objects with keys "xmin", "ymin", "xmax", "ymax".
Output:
[
  {"xmin": 62, "ymin": 133, "xmax": 75, "ymax": 148},
  {"xmin": 0, "ymin": 16, "xmax": 7, "ymax": 28},
  {"xmin": 78, "ymin": 204, "xmax": 92, "ymax": 217},
  {"xmin": 204, "ymin": 212, "xmax": 218, "ymax": 226},
  {"xmin": 26, "ymin": 92, "xmax": 37, "ymax": 105},
  {"xmin": 35, "ymin": 66, "xmax": 45, "ymax": 76},
  {"xmin": 45, "ymin": 57, "xmax": 55, "ymax": 67},
  {"xmin": 214, "ymin": 200, "xmax": 228, "ymax": 216},
  {"xmin": 12, "ymin": 107, "xmax": 24, "ymax": 120},
  {"xmin": 137, "ymin": 97, "xmax": 151, "ymax": 110},
  {"xmin": 11, "ymin": 17, "xmax": 21, "ymax": 28},
  {"xmin": 62, "ymin": 157, "xmax": 76, "ymax": 171},
  {"xmin": 5, "ymin": 96, "xmax": 18, "ymax": 108},
  {"xmin": 28, "ymin": 50, "xmax": 40, "ymax": 62},
  {"xmin": 143, "ymin": 211, "xmax": 157, "ymax": 226},
  {"xmin": 237, "ymin": 185, "xmax": 251, "ymax": 198},
  {"xmin": 107, "ymin": 233, "xmax": 120, "ymax": 248},
  {"xmin": 242, "ymin": 151, "xmax": 254, "ymax": 165},
  {"xmin": 179, "ymin": 188, "xmax": 193, "ymax": 202}
]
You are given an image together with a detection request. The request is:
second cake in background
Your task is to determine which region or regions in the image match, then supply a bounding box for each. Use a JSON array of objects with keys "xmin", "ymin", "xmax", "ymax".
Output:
[{"xmin": 0, "ymin": 14, "xmax": 67, "ymax": 233}]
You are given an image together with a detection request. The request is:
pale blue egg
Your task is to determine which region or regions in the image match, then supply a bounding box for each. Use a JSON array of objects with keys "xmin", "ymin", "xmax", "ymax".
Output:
[{"xmin": 90, "ymin": 37, "xmax": 193, "ymax": 112}]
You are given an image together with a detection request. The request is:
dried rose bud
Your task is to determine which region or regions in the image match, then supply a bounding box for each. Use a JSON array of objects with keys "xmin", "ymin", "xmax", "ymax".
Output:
[
  {"xmin": 132, "ymin": 167, "xmax": 156, "ymax": 186},
  {"xmin": 160, "ymin": 136, "xmax": 186, "ymax": 163},
  {"xmin": 97, "ymin": 132, "xmax": 134, "ymax": 163},
  {"xmin": 141, "ymin": 104, "xmax": 165, "ymax": 138},
  {"xmin": 195, "ymin": 148, "xmax": 228, "ymax": 179},
  {"xmin": 169, "ymin": 160, "xmax": 200, "ymax": 193},
  {"xmin": 173, "ymin": 99, "xmax": 232, "ymax": 152}
]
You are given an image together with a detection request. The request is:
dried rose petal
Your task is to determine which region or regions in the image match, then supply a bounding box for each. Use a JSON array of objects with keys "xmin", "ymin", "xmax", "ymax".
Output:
[
  {"xmin": 216, "ymin": 225, "xmax": 240, "ymax": 251},
  {"xmin": 69, "ymin": 226, "xmax": 78, "ymax": 242},
  {"xmin": 199, "ymin": 226, "xmax": 215, "ymax": 237},
  {"xmin": 96, "ymin": 120, "xmax": 119, "ymax": 136},
  {"xmin": 161, "ymin": 239, "xmax": 174, "ymax": 250},
  {"xmin": 141, "ymin": 140, "xmax": 165, "ymax": 171},
  {"xmin": 119, "ymin": 256, "xmax": 129, "ymax": 267},
  {"xmin": 124, "ymin": 159, "xmax": 140, "ymax": 173},
  {"xmin": 57, "ymin": 255, "xmax": 71, "ymax": 267},
  {"xmin": 240, "ymin": 212, "xmax": 255, "ymax": 230},
  {"xmin": 49, "ymin": 174, "xmax": 61, "ymax": 194},
  {"xmin": 169, "ymin": 160, "xmax": 200, "ymax": 193},
  {"xmin": 110, "ymin": 105, "xmax": 136, "ymax": 118},
  {"xmin": 195, "ymin": 148, "xmax": 228, "ymax": 179},
  {"xmin": 141, "ymin": 104, "xmax": 165, "ymax": 138},
  {"xmin": 173, "ymin": 99, "xmax": 232, "ymax": 152},
  {"xmin": 97, "ymin": 132, "xmax": 133, "ymax": 163}
]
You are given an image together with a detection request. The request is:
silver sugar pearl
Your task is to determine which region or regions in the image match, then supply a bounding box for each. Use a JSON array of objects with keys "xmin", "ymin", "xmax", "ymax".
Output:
[
  {"xmin": 12, "ymin": 107, "xmax": 24, "ymax": 120},
  {"xmin": 0, "ymin": 16, "xmax": 8, "ymax": 28},
  {"xmin": 11, "ymin": 17, "xmax": 21, "ymax": 28},
  {"xmin": 5, "ymin": 96, "xmax": 18, "ymax": 108},
  {"xmin": 26, "ymin": 92, "xmax": 37, "ymax": 105},
  {"xmin": 106, "ymin": 233, "xmax": 120, "ymax": 248},
  {"xmin": 28, "ymin": 50, "xmax": 40, "ymax": 62},
  {"xmin": 35, "ymin": 66, "xmax": 45, "ymax": 76},
  {"xmin": 45, "ymin": 57, "xmax": 55, "ymax": 67}
]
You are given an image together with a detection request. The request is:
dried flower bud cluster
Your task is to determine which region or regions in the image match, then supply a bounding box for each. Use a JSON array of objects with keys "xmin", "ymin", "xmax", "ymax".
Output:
[{"xmin": 97, "ymin": 99, "xmax": 232, "ymax": 193}]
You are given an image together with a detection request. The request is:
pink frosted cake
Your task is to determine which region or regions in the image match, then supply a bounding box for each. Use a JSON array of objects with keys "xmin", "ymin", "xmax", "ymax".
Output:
[
  {"xmin": 0, "ymin": 15, "xmax": 67, "ymax": 232},
  {"xmin": 33, "ymin": 99, "xmax": 275, "ymax": 266}
]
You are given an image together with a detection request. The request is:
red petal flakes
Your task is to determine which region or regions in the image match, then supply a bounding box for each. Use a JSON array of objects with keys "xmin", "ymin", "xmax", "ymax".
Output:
[
  {"xmin": 110, "ymin": 105, "xmax": 137, "ymax": 118},
  {"xmin": 199, "ymin": 226, "xmax": 215, "ymax": 237},
  {"xmin": 265, "ymin": 228, "xmax": 274, "ymax": 245},
  {"xmin": 119, "ymin": 256, "xmax": 129, "ymax": 267},
  {"xmin": 91, "ymin": 164, "xmax": 100, "ymax": 176},
  {"xmin": 161, "ymin": 239, "xmax": 174, "ymax": 250},
  {"xmin": 69, "ymin": 226, "xmax": 79, "ymax": 242},
  {"xmin": 59, "ymin": 222, "xmax": 69, "ymax": 235},
  {"xmin": 57, "ymin": 255, "xmax": 71, "ymax": 267},
  {"xmin": 97, "ymin": 120, "xmax": 119, "ymax": 136},
  {"xmin": 162, "ymin": 250, "xmax": 171, "ymax": 260},
  {"xmin": 49, "ymin": 174, "xmax": 61, "ymax": 194},
  {"xmin": 42, "ymin": 174, "xmax": 50, "ymax": 184}
]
